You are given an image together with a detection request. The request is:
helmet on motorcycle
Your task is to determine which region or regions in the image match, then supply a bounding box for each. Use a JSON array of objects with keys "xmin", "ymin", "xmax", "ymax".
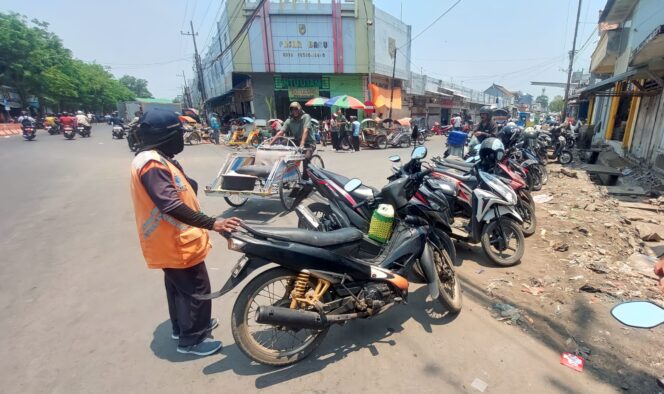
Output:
[
  {"xmin": 136, "ymin": 109, "xmax": 184, "ymax": 153},
  {"xmin": 497, "ymin": 125, "xmax": 520, "ymax": 148},
  {"xmin": 478, "ymin": 137, "xmax": 505, "ymax": 170}
]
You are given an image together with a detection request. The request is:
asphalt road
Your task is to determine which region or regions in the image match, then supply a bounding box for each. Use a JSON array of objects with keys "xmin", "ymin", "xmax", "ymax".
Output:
[{"xmin": 0, "ymin": 125, "xmax": 619, "ymax": 393}]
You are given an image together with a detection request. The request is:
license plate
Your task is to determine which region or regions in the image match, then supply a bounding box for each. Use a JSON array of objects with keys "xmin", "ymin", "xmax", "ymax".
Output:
[{"xmin": 231, "ymin": 256, "xmax": 249, "ymax": 278}]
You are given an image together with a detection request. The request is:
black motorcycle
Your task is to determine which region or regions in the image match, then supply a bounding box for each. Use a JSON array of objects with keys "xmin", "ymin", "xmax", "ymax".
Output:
[
  {"xmin": 22, "ymin": 121, "xmax": 36, "ymax": 141},
  {"xmin": 111, "ymin": 124, "xmax": 126, "ymax": 139},
  {"xmin": 204, "ymin": 147, "xmax": 461, "ymax": 366},
  {"xmin": 76, "ymin": 125, "xmax": 91, "ymax": 138}
]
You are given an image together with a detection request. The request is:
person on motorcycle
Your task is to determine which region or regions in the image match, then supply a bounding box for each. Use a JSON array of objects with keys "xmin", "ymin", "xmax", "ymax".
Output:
[
  {"xmin": 472, "ymin": 106, "xmax": 497, "ymax": 144},
  {"xmin": 110, "ymin": 111, "xmax": 124, "ymax": 126},
  {"xmin": 18, "ymin": 112, "xmax": 36, "ymax": 127},
  {"xmin": 271, "ymin": 102, "xmax": 316, "ymax": 177},
  {"xmin": 58, "ymin": 112, "xmax": 77, "ymax": 132},
  {"xmin": 75, "ymin": 110, "xmax": 91, "ymax": 130},
  {"xmin": 129, "ymin": 109, "xmax": 242, "ymax": 356},
  {"xmin": 45, "ymin": 113, "xmax": 57, "ymax": 128}
]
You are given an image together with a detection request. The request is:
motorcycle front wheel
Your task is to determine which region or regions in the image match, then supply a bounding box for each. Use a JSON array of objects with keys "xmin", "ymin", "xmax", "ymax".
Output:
[
  {"xmin": 480, "ymin": 219, "xmax": 524, "ymax": 266},
  {"xmin": 231, "ymin": 267, "xmax": 330, "ymax": 366},
  {"xmin": 432, "ymin": 242, "xmax": 462, "ymax": 313},
  {"xmin": 559, "ymin": 150, "xmax": 573, "ymax": 165},
  {"xmin": 517, "ymin": 198, "xmax": 537, "ymax": 237}
]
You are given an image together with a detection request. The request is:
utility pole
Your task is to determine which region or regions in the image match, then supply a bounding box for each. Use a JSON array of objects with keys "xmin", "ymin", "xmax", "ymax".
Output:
[
  {"xmin": 563, "ymin": 0, "xmax": 582, "ymax": 121},
  {"xmin": 181, "ymin": 21, "xmax": 207, "ymax": 117},
  {"xmin": 177, "ymin": 71, "xmax": 193, "ymax": 108},
  {"xmin": 389, "ymin": 47, "xmax": 397, "ymax": 120}
]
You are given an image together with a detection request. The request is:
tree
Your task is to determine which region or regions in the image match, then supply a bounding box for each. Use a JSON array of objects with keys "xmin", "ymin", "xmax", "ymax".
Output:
[
  {"xmin": 549, "ymin": 95, "xmax": 565, "ymax": 112},
  {"xmin": 535, "ymin": 94, "xmax": 549, "ymax": 111},
  {"xmin": 119, "ymin": 75, "xmax": 153, "ymax": 98}
]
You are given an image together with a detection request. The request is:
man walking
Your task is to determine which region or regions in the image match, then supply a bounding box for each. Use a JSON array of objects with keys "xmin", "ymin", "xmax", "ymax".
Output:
[
  {"xmin": 350, "ymin": 116, "xmax": 361, "ymax": 152},
  {"xmin": 334, "ymin": 109, "xmax": 348, "ymax": 152},
  {"xmin": 209, "ymin": 113, "xmax": 221, "ymax": 144},
  {"xmin": 129, "ymin": 109, "xmax": 242, "ymax": 356}
]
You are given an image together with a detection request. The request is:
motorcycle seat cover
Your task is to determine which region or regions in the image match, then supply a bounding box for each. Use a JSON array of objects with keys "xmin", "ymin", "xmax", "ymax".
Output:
[
  {"xmin": 246, "ymin": 226, "xmax": 363, "ymax": 247},
  {"xmin": 317, "ymin": 167, "xmax": 379, "ymax": 199},
  {"xmin": 235, "ymin": 165, "xmax": 272, "ymax": 178},
  {"xmin": 435, "ymin": 168, "xmax": 479, "ymax": 189},
  {"xmin": 438, "ymin": 158, "xmax": 474, "ymax": 172}
]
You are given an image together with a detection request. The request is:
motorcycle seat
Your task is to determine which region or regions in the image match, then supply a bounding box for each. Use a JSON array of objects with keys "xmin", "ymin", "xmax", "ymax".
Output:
[
  {"xmin": 437, "ymin": 158, "xmax": 474, "ymax": 173},
  {"xmin": 434, "ymin": 168, "xmax": 479, "ymax": 189},
  {"xmin": 244, "ymin": 225, "xmax": 363, "ymax": 247},
  {"xmin": 317, "ymin": 168, "xmax": 379, "ymax": 199},
  {"xmin": 235, "ymin": 165, "xmax": 272, "ymax": 178}
]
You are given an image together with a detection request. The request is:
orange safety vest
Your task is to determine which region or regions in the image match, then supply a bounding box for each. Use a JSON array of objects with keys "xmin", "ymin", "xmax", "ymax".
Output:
[{"xmin": 130, "ymin": 150, "xmax": 211, "ymax": 269}]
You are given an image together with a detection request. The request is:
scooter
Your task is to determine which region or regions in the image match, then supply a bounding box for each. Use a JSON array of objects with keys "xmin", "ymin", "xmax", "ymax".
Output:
[
  {"xmin": 22, "ymin": 123, "xmax": 36, "ymax": 141},
  {"xmin": 62, "ymin": 125, "xmax": 76, "ymax": 140},
  {"xmin": 112, "ymin": 124, "xmax": 126, "ymax": 139},
  {"xmin": 202, "ymin": 148, "xmax": 460, "ymax": 367},
  {"xmin": 76, "ymin": 125, "xmax": 91, "ymax": 138}
]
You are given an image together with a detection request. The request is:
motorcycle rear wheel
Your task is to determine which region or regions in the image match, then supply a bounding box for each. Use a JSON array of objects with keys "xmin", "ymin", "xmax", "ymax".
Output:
[
  {"xmin": 517, "ymin": 199, "xmax": 537, "ymax": 237},
  {"xmin": 481, "ymin": 219, "xmax": 524, "ymax": 266},
  {"xmin": 231, "ymin": 267, "xmax": 329, "ymax": 366},
  {"xmin": 559, "ymin": 150, "xmax": 573, "ymax": 165}
]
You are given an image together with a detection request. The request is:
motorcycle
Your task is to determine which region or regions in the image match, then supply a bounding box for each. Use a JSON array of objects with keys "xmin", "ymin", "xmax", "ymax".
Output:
[
  {"xmin": 46, "ymin": 125, "xmax": 59, "ymax": 135},
  {"xmin": 22, "ymin": 123, "xmax": 36, "ymax": 141},
  {"xmin": 76, "ymin": 125, "xmax": 91, "ymax": 138},
  {"xmin": 203, "ymin": 147, "xmax": 461, "ymax": 366},
  {"xmin": 62, "ymin": 125, "xmax": 76, "ymax": 140},
  {"xmin": 111, "ymin": 124, "xmax": 126, "ymax": 139},
  {"xmin": 126, "ymin": 126, "xmax": 139, "ymax": 152},
  {"xmin": 398, "ymin": 157, "xmax": 526, "ymax": 266}
]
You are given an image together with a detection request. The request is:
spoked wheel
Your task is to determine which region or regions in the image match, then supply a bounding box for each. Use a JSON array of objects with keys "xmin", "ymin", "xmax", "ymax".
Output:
[
  {"xmin": 416, "ymin": 134, "xmax": 426, "ymax": 146},
  {"xmin": 309, "ymin": 154, "xmax": 325, "ymax": 169},
  {"xmin": 297, "ymin": 202, "xmax": 338, "ymax": 231},
  {"xmin": 224, "ymin": 195, "xmax": 248, "ymax": 208},
  {"xmin": 432, "ymin": 243, "xmax": 462, "ymax": 313},
  {"xmin": 188, "ymin": 133, "xmax": 202, "ymax": 145},
  {"xmin": 279, "ymin": 167, "xmax": 302, "ymax": 211},
  {"xmin": 340, "ymin": 137, "xmax": 351, "ymax": 151},
  {"xmin": 481, "ymin": 219, "xmax": 525, "ymax": 266},
  {"xmin": 399, "ymin": 136, "xmax": 411, "ymax": 148},
  {"xmin": 231, "ymin": 268, "xmax": 329, "ymax": 366},
  {"xmin": 375, "ymin": 135, "xmax": 388, "ymax": 149}
]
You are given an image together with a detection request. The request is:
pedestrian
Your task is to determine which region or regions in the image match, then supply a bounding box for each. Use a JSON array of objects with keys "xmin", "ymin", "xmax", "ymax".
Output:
[
  {"xmin": 209, "ymin": 113, "xmax": 221, "ymax": 144},
  {"xmin": 335, "ymin": 109, "xmax": 348, "ymax": 152},
  {"xmin": 350, "ymin": 116, "xmax": 361, "ymax": 152},
  {"xmin": 330, "ymin": 112, "xmax": 340, "ymax": 151},
  {"xmin": 129, "ymin": 109, "xmax": 242, "ymax": 356},
  {"xmin": 452, "ymin": 113, "xmax": 463, "ymax": 131}
]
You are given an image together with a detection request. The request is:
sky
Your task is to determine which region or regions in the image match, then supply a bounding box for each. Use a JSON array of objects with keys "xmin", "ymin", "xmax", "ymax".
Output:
[{"xmin": 2, "ymin": 0, "xmax": 607, "ymax": 99}]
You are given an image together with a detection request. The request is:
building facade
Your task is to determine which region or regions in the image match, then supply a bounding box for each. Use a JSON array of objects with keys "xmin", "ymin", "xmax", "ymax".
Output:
[{"xmin": 582, "ymin": 0, "xmax": 664, "ymax": 170}]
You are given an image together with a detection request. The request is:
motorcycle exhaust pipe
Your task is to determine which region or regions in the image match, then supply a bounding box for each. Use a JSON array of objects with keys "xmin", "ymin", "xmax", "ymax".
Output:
[{"xmin": 255, "ymin": 306, "xmax": 366, "ymax": 330}]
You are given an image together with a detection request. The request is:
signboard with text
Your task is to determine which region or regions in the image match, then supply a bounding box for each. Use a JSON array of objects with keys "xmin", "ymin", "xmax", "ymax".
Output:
[{"xmin": 271, "ymin": 15, "xmax": 334, "ymax": 73}]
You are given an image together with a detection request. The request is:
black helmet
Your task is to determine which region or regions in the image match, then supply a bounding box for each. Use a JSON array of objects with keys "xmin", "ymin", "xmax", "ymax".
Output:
[
  {"xmin": 136, "ymin": 109, "xmax": 183, "ymax": 150},
  {"xmin": 497, "ymin": 125, "xmax": 520, "ymax": 148},
  {"xmin": 479, "ymin": 106, "xmax": 492, "ymax": 116},
  {"xmin": 479, "ymin": 137, "xmax": 505, "ymax": 170}
]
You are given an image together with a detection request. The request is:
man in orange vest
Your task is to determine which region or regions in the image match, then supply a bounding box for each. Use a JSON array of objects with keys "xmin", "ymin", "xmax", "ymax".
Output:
[{"xmin": 130, "ymin": 109, "xmax": 241, "ymax": 356}]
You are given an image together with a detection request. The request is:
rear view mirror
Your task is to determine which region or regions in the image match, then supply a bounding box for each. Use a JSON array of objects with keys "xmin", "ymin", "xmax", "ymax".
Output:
[
  {"xmin": 611, "ymin": 301, "xmax": 664, "ymax": 329},
  {"xmin": 388, "ymin": 155, "xmax": 401, "ymax": 163},
  {"xmin": 344, "ymin": 178, "xmax": 363, "ymax": 192},
  {"xmin": 411, "ymin": 146, "xmax": 427, "ymax": 160}
]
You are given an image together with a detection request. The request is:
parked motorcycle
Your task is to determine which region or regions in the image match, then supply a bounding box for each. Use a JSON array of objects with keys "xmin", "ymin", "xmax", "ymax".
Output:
[
  {"xmin": 203, "ymin": 147, "xmax": 461, "ymax": 366},
  {"xmin": 112, "ymin": 124, "xmax": 126, "ymax": 139}
]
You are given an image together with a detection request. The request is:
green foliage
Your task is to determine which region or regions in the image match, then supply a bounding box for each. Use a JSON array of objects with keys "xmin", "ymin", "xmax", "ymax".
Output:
[
  {"xmin": 119, "ymin": 75, "xmax": 153, "ymax": 98},
  {"xmin": 0, "ymin": 12, "xmax": 138, "ymax": 112},
  {"xmin": 549, "ymin": 95, "xmax": 564, "ymax": 112}
]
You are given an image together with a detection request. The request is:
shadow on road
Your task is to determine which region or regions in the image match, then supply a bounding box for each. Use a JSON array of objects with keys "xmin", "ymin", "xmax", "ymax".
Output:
[
  {"xmin": 149, "ymin": 320, "xmax": 217, "ymax": 363},
  {"xmin": 201, "ymin": 286, "xmax": 459, "ymax": 389},
  {"xmin": 459, "ymin": 277, "xmax": 658, "ymax": 391}
]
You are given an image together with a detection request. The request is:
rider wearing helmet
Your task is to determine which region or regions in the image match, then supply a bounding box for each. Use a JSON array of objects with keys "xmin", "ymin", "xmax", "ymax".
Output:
[
  {"xmin": 76, "ymin": 110, "xmax": 91, "ymax": 129},
  {"xmin": 271, "ymin": 102, "xmax": 315, "ymax": 177},
  {"xmin": 478, "ymin": 137, "xmax": 505, "ymax": 171},
  {"xmin": 473, "ymin": 106, "xmax": 497, "ymax": 143},
  {"xmin": 130, "ymin": 109, "xmax": 242, "ymax": 357}
]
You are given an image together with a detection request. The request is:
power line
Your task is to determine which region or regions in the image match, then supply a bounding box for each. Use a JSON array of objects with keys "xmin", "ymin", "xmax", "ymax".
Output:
[{"xmin": 400, "ymin": 0, "xmax": 462, "ymax": 49}]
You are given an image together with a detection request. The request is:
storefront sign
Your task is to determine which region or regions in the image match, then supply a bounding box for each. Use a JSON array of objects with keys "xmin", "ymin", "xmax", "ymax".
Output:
[
  {"xmin": 288, "ymin": 87, "xmax": 320, "ymax": 100},
  {"xmin": 274, "ymin": 76, "xmax": 330, "ymax": 91},
  {"xmin": 271, "ymin": 15, "xmax": 334, "ymax": 72}
]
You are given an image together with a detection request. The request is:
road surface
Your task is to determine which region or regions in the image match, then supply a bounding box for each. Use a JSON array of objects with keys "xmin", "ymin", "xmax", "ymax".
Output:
[{"xmin": 0, "ymin": 126, "xmax": 619, "ymax": 393}]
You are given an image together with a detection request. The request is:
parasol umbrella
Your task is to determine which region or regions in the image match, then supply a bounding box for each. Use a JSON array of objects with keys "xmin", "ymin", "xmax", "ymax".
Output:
[
  {"xmin": 304, "ymin": 97, "xmax": 329, "ymax": 107},
  {"xmin": 396, "ymin": 117, "xmax": 412, "ymax": 127},
  {"xmin": 178, "ymin": 115, "xmax": 197, "ymax": 123},
  {"xmin": 324, "ymin": 95, "xmax": 365, "ymax": 109}
]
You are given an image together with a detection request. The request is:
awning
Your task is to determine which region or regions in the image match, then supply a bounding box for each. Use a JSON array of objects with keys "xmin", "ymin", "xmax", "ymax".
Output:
[
  {"xmin": 630, "ymin": 25, "xmax": 664, "ymax": 67},
  {"xmin": 449, "ymin": 90, "xmax": 469, "ymax": 100},
  {"xmin": 578, "ymin": 69, "xmax": 638, "ymax": 97},
  {"xmin": 424, "ymin": 88, "xmax": 452, "ymax": 97}
]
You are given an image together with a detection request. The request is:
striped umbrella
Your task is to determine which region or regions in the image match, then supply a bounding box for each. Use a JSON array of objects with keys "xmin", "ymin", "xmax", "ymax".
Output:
[
  {"xmin": 324, "ymin": 95, "xmax": 365, "ymax": 109},
  {"xmin": 304, "ymin": 97, "xmax": 330, "ymax": 107}
]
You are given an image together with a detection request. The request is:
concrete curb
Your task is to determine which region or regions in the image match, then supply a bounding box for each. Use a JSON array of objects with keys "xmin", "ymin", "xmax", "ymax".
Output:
[{"xmin": 0, "ymin": 125, "xmax": 22, "ymax": 136}]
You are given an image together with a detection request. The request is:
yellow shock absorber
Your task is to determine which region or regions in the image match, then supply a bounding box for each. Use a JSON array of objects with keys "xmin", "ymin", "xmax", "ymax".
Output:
[{"xmin": 290, "ymin": 270, "xmax": 310, "ymax": 309}]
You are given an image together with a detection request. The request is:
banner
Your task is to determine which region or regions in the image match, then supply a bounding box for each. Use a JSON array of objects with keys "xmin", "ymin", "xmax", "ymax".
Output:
[
  {"xmin": 368, "ymin": 83, "xmax": 402, "ymax": 109},
  {"xmin": 288, "ymin": 87, "xmax": 320, "ymax": 100}
]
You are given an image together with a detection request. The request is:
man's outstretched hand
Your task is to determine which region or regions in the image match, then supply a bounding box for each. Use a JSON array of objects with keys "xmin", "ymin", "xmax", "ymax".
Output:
[{"xmin": 213, "ymin": 217, "xmax": 243, "ymax": 234}]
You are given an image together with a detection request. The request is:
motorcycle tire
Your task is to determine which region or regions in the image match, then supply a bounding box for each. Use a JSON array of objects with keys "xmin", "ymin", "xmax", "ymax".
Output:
[
  {"xmin": 539, "ymin": 164, "xmax": 549, "ymax": 185},
  {"xmin": 340, "ymin": 137, "xmax": 351, "ymax": 151},
  {"xmin": 309, "ymin": 154, "xmax": 325, "ymax": 169},
  {"xmin": 432, "ymin": 243, "xmax": 462, "ymax": 313},
  {"xmin": 24, "ymin": 134, "xmax": 35, "ymax": 141},
  {"xmin": 519, "ymin": 190, "xmax": 535, "ymax": 212},
  {"xmin": 416, "ymin": 134, "xmax": 426, "ymax": 146},
  {"xmin": 224, "ymin": 195, "xmax": 248, "ymax": 208},
  {"xmin": 375, "ymin": 135, "xmax": 388, "ymax": 150},
  {"xmin": 279, "ymin": 167, "xmax": 302, "ymax": 211},
  {"xmin": 187, "ymin": 133, "xmax": 202, "ymax": 145},
  {"xmin": 517, "ymin": 198, "xmax": 537, "ymax": 237},
  {"xmin": 559, "ymin": 150, "xmax": 573, "ymax": 165},
  {"xmin": 480, "ymin": 219, "xmax": 525, "ymax": 267},
  {"xmin": 529, "ymin": 167, "xmax": 543, "ymax": 191},
  {"xmin": 399, "ymin": 136, "xmax": 411, "ymax": 148},
  {"xmin": 231, "ymin": 267, "xmax": 329, "ymax": 366},
  {"xmin": 64, "ymin": 133, "xmax": 75, "ymax": 140}
]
